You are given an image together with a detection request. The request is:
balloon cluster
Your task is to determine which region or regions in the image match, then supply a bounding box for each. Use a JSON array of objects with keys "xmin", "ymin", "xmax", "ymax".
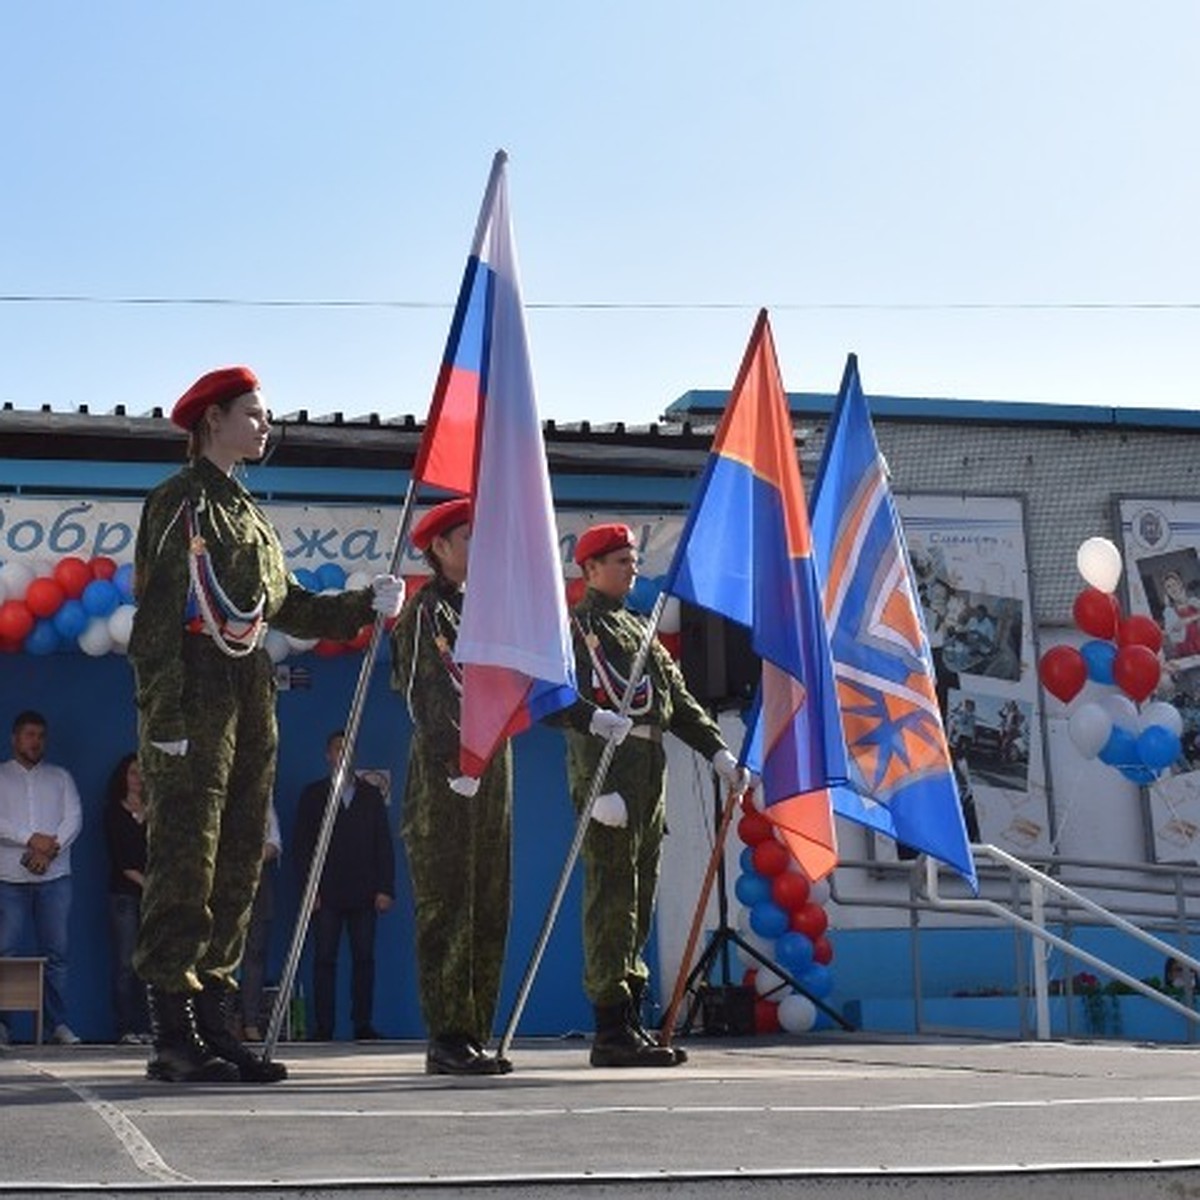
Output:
[
  {"xmin": 0, "ymin": 556, "xmax": 137, "ymax": 656},
  {"xmin": 732, "ymin": 794, "xmax": 835, "ymax": 1034},
  {"xmin": 1037, "ymin": 537, "xmax": 1182, "ymax": 784},
  {"xmin": 0, "ymin": 556, "xmax": 378, "ymax": 660}
]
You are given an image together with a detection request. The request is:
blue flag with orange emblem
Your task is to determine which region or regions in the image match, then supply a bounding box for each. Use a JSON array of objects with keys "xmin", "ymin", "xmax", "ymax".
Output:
[
  {"xmin": 663, "ymin": 310, "xmax": 849, "ymax": 880},
  {"xmin": 810, "ymin": 354, "xmax": 977, "ymax": 890}
]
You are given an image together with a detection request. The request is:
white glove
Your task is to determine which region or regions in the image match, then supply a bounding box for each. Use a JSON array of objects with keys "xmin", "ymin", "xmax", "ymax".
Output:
[
  {"xmin": 447, "ymin": 775, "xmax": 480, "ymax": 798},
  {"xmin": 591, "ymin": 792, "xmax": 628, "ymax": 828},
  {"xmin": 151, "ymin": 739, "xmax": 189, "ymax": 757},
  {"xmin": 371, "ymin": 574, "xmax": 406, "ymax": 618},
  {"xmin": 589, "ymin": 709, "xmax": 633, "ymax": 745},
  {"xmin": 712, "ymin": 748, "xmax": 751, "ymax": 795}
]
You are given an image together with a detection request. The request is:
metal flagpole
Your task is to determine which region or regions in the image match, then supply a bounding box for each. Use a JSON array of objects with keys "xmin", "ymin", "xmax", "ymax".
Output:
[
  {"xmin": 263, "ymin": 484, "xmax": 419, "ymax": 1061},
  {"xmin": 497, "ymin": 591, "xmax": 669, "ymax": 1059}
]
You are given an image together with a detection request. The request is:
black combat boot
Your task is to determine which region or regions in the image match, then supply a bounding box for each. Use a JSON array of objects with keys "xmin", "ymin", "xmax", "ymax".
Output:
[
  {"xmin": 589, "ymin": 1002, "xmax": 678, "ymax": 1068},
  {"xmin": 193, "ymin": 986, "xmax": 288, "ymax": 1083},
  {"xmin": 627, "ymin": 977, "xmax": 688, "ymax": 1065},
  {"xmin": 145, "ymin": 986, "xmax": 240, "ymax": 1083},
  {"xmin": 425, "ymin": 1033, "xmax": 506, "ymax": 1076}
]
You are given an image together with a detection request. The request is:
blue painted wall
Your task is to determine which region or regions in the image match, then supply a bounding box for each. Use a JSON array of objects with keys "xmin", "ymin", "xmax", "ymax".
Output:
[{"xmin": 0, "ymin": 647, "xmax": 591, "ymax": 1044}]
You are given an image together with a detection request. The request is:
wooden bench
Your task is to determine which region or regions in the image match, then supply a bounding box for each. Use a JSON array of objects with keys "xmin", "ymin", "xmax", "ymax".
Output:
[{"xmin": 0, "ymin": 957, "xmax": 46, "ymax": 1044}]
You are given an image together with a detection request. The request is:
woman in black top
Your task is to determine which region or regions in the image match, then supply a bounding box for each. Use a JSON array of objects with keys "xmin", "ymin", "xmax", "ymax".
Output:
[{"xmin": 104, "ymin": 753, "xmax": 149, "ymax": 1043}]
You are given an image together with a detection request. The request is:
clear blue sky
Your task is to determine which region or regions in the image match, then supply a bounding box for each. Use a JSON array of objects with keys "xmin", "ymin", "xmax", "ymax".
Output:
[{"xmin": 2, "ymin": 2, "xmax": 1197, "ymax": 425}]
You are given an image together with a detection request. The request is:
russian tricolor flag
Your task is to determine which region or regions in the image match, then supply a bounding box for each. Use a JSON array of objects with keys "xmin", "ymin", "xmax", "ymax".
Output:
[
  {"xmin": 413, "ymin": 151, "xmax": 576, "ymax": 775},
  {"xmin": 663, "ymin": 311, "xmax": 849, "ymax": 880}
]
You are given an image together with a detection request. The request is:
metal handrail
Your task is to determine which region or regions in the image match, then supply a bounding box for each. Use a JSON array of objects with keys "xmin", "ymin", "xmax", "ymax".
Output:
[{"xmin": 829, "ymin": 846, "xmax": 1200, "ymax": 1040}]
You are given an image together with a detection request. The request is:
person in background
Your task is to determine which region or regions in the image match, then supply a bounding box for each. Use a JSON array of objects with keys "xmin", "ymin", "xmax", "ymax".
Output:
[
  {"xmin": 0, "ymin": 710, "xmax": 83, "ymax": 1046},
  {"xmin": 239, "ymin": 801, "xmax": 282, "ymax": 1042},
  {"xmin": 294, "ymin": 733, "xmax": 394, "ymax": 1042},
  {"xmin": 127, "ymin": 365, "xmax": 406, "ymax": 1084},
  {"xmin": 566, "ymin": 523, "xmax": 748, "ymax": 1068},
  {"xmin": 103, "ymin": 752, "xmax": 150, "ymax": 1044}
]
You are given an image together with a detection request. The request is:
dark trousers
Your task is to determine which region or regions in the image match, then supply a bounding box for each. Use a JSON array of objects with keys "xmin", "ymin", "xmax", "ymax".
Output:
[{"xmin": 312, "ymin": 904, "xmax": 377, "ymax": 1038}]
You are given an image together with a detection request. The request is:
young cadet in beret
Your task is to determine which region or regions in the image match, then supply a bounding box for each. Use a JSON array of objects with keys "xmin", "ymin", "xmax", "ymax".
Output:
[
  {"xmin": 567, "ymin": 522, "xmax": 748, "ymax": 1067},
  {"xmin": 390, "ymin": 500, "xmax": 633, "ymax": 1075},
  {"xmin": 128, "ymin": 366, "xmax": 405, "ymax": 1084}
]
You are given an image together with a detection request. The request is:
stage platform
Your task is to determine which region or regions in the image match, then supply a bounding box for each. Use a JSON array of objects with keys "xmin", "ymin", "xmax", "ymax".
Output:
[{"xmin": 3, "ymin": 1033, "xmax": 1200, "ymax": 1198}]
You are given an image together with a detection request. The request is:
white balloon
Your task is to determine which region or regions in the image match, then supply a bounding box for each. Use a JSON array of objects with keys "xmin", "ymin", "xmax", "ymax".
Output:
[
  {"xmin": 734, "ymin": 926, "xmax": 776, "ymax": 971},
  {"xmin": 78, "ymin": 616, "xmax": 113, "ymax": 657},
  {"xmin": 1076, "ymin": 537, "xmax": 1123, "ymax": 593},
  {"xmin": 107, "ymin": 604, "xmax": 136, "ymax": 647},
  {"xmin": 777, "ymin": 992, "xmax": 818, "ymax": 1034},
  {"xmin": 265, "ymin": 629, "xmax": 292, "ymax": 664},
  {"xmin": 754, "ymin": 966, "xmax": 788, "ymax": 998},
  {"xmin": 1100, "ymin": 693, "xmax": 1139, "ymax": 730},
  {"xmin": 659, "ymin": 597, "xmax": 682, "ymax": 635},
  {"xmin": 1140, "ymin": 700, "xmax": 1184, "ymax": 737},
  {"xmin": 1068, "ymin": 702, "xmax": 1112, "ymax": 759},
  {"xmin": 345, "ymin": 571, "xmax": 372, "ymax": 592},
  {"xmin": 284, "ymin": 634, "xmax": 319, "ymax": 654},
  {"xmin": 0, "ymin": 561, "xmax": 35, "ymax": 601}
]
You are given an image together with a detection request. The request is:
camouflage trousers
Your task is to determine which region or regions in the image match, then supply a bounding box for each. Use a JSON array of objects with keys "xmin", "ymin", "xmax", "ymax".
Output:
[
  {"xmin": 576, "ymin": 739, "xmax": 667, "ymax": 1007},
  {"xmin": 134, "ymin": 637, "xmax": 276, "ymax": 993},
  {"xmin": 401, "ymin": 740, "xmax": 512, "ymax": 1043}
]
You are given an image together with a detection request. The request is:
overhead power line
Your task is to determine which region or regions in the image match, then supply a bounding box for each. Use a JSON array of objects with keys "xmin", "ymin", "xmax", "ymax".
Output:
[{"xmin": 0, "ymin": 294, "xmax": 1197, "ymax": 312}]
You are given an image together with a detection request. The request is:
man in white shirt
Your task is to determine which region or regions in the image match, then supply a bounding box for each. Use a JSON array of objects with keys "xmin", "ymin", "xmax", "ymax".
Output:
[{"xmin": 0, "ymin": 710, "xmax": 83, "ymax": 1045}]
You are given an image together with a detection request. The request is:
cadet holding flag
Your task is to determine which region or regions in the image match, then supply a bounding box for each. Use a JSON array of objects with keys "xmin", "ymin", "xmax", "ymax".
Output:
[
  {"xmin": 128, "ymin": 366, "xmax": 405, "ymax": 1085},
  {"xmin": 568, "ymin": 523, "xmax": 748, "ymax": 1068}
]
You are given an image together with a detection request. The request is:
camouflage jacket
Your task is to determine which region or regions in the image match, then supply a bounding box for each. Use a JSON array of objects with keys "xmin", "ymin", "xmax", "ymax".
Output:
[
  {"xmin": 389, "ymin": 574, "xmax": 467, "ymax": 775},
  {"xmin": 127, "ymin": 457, "xmax": 374, "ymax": 743},
  {"xmin": 564, "ymin": 587, "xmax": 726, "ymax": 786}
]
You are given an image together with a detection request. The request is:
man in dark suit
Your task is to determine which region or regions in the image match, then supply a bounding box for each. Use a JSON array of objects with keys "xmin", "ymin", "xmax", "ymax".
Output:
[{"xmin": 294, "ymin": 730, "xmax": 396, "ymax": 1041}]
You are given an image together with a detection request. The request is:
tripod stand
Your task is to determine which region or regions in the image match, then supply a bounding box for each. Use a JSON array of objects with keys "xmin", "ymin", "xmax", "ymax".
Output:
[{"xmin": 661, "ymin": 773, "xmax": 853, "ymax": 1042}]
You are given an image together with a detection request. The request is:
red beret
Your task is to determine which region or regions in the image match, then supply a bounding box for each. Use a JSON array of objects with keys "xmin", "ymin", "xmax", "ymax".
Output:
[
  {"xmin": 574, "ymin": 522, "xmax": 635, "ymax": 567},
  {"xmin": 171, "ymin": 366, "xmax": 260, "ymax": 430},
  {"xmin": 412, "ymin": 498, "xmax": 472, "ymax": 552}
]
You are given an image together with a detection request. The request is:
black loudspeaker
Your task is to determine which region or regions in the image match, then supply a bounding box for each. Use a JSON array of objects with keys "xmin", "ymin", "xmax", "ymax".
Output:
[{"xmin": 679, "ymin": 602, "xmax": 761, "ymax": 712}]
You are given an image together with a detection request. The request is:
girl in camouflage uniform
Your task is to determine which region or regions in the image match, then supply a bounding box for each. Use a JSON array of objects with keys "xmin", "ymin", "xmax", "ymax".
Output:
[{"xmin": 128, "ymin": 366, "xmax": 404, "ymax": 1084}]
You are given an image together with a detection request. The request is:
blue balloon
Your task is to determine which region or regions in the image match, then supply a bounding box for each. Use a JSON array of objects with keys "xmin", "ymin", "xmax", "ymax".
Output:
[
  {"xmin": 25, "ymin": 619, "xmax": 60, "ymax": 656},
  {"xmin": 749, "ymin": 900, "xmax": 789, "ymax": 939},
  {"xmin": 735, "ymin": 871, "xmax": 771, "ymax": 908},
  {"xmin": 798, "ymin": 963, "xmax": 834, "ymax": 1000},
  {"xmin": 775, "ymin": 930, "xmax": 815, "ymax": 975},
  {"xmin": 1099, "ymin": 725, "xmax": 1138, "ymax": 768},
  {"xmin": 316, "ymin": 563, "xmax": 347, "ymax": 591},
  {"xmin": 113, "ymin": 562, "xmax": 136, "ymax": 603},
  {"xmin": 1120, "ymin": 763, "xmax": 1158, "ymax": 785},
  {"xmin": 811, "ymin": 1008, "xmax": 836, "ymax": 1031},
  {"xmin": 53, "ymin": 599, "xmax": 88, "ymax": 639},
  {"xmin": 293, "ymin": 568, "xmax": 320, "ymax": 590},
  {"xmin": 82, "ymin": 578, "xmax": 119, "ymax": 618},
  {"xmin": 1138, "ymin": 725, "xmax": 1182, "ymax": 771},
  {"xmin": 739, "ymin": 846, "xmax": 757, "ymax": 875},
  {"xmin": 1081, "ymin": 639, "xmax": 1117, "ymax": 685}
]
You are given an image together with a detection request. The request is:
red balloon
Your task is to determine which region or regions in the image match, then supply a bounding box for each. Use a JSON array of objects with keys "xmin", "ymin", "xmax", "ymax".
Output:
[
  {"xmin": 313, "ymin": 639, "xmax": 344, "ymax": 658},
  {"xmin": 754, "ymin": 997, "xmax": 781, "ymax": 1034},
  {"xmin": 0, "ymin": 600, "xmax": 35, "ymax": 643},
  {"xmin": 1117, "ymin": 614, "xmax": 1164, "ymax": 654},
  {"xmin": 24, "ymin": 577, "xmax": 65, "ymax": 619},
  {"xmin": 89, "ymin": 556, "xmax": 117, "ymax": 580},
  {"xmin": 812, "ymin": 935, "xmax": 834, "ymax": 965},
  {"xmin": 565, "ymin": 577, "xmax": 587, "ymax": 606},
  {"xmin": 790, "ymin": 901, "xmax": 830, "ymax": 940},
  {"xmin": 346, "ymin": 626, "xmax": 372, "ymax": 652},
  {"xmin": 737, "ymin": 810, "xmax": 773, "ymax": 847},
  {"xmin": 751, "ymin": 838, "xmax": 790, "ymax": 878},
  {"xmin": 740, "ymin": 792, "xmax": 760, "ymax": 816},
  {"xmin": 770, "ymin": 871, "xmax": 811, "ymax": 913},
  {"xmin": 53, "ymin": 556, "xmax": 92, "ymax": 599},
  {"xmin": 1073, "ymin": 587, "xmax": 1120, "ymax": 639},
  {"xmin": 742, "ymin": 968, "xmax": 757, "ymax": 988},
  {"xmin": 1038, "ymin": 645, "xmax": 1087, "ymax": 703},
  {"xmin": 1113, "ymin": 643, "xmax": 1161, "ymax": 703}
]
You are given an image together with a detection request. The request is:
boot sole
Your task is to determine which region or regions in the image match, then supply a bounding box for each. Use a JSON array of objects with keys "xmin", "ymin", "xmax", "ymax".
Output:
[{"xmin": 146, "ymin": 1059, "xmax": 240, "ymax": 1083}]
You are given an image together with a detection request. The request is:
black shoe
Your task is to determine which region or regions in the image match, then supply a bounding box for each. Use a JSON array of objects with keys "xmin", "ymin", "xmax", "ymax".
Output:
[
  {"xmin": 145, "ymin": 987, "xmax": 240, "ymax": 1084},
  {"xmin": 354, "ymin": 1026, "xmax": 382, "ymax": 1041},
  {"xmin": 425, "ymin": 1035, "xmax": 505, "ymax": 1076},
  {"xmin": 590, "ymin": 1002, "xmax": 678, "ymax": 1068},
  {"xmin": 468, "ymin": 1037, "xmax": 513, "ymax": 1074},
  {"xmin": 193, "ymin": 987, "xmax": 288, "ymax": 1083}
]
